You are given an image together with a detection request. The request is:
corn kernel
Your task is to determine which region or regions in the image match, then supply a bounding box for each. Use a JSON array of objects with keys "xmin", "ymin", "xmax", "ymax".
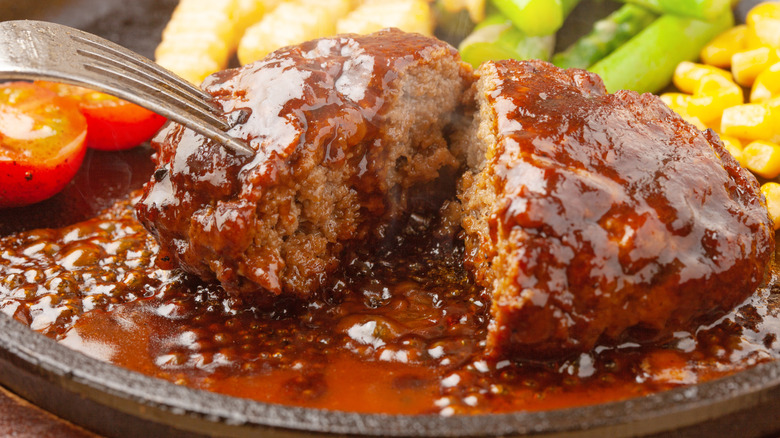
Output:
[
  {"xmin": 336, "ymin": 0, "xmax": 434, "ymax": 36},
  {"xmin": 743, "ymin": 140, "xmax": 780, "ymax": 178},
  {"xmin": 687, "ymin": 74, "xmax": 743, "ymax": 122},
  {"xmin": 766, "ymin": 95, "xmax": 780, "ymax": 115},
  {"xmin": 720, "ymin": 134, "xmax": 743, "ymax": 150},
  {"xmin": 766, "ymin": 95, "xmax": 780, "ymax": 108},
  {"xmin": 673, "ymin": 62, "xmax": 732, "ymax": 94},
  {"xmin": 761, "ymin": 182, "xmax": 780, "ymax": 229},
  {"xmin": 660, "ymin": 93, "xmax": 693, "ymax": 115},
  {"xmin": 701, "ymin": 25, "xmax": 748, "ymax": 68},
  {"xmin": 721, "ymin": 103, "xmax": 778, "ymax": 140},
  {"xmin": 731, "ymin": 46, "xmax": 780, "ymax": 86},
  {"xmin": 746, "ymin": 1, "xmax": 780, "ymax": 48},
  {"xmin": 707, "ymin": 117, "xmax": 723, "ymax": 133},
  {"xmin": 720, "ymin": 134, "xmax": 746, "ymax": 166},
  {"xmin": 683, "ymin": 115, "xmax": 708, "ymax": 131},
  {"xmin": 767, "ymin": 96, "xmax": 780, "ymax": 143},
  {"xmin": 750, "ymin": 62, "xmax": 780, "ymax": 102},
  {"xmin": 747, "ymin": 2, "xmax": 780, "ymax": 26},
  {"xmin": 658, "ymin": 93, "xmax": 706, "ymax": 129}
]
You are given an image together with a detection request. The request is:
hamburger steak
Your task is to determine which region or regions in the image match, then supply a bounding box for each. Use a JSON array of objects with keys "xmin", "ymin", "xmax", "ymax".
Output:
[
  {"xmin": 456, "ymin": 59, "xmax": 775, "ymax": 359},
  {"xmin": 136, "ymin": 29, "xmax": 473, "ymax": 300},
  {"xmin": 138, "ymin": 31, "xmax": 775, "ymax": 359}
]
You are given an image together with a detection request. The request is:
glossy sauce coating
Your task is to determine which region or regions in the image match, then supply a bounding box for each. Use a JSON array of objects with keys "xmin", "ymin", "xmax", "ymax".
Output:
[
  {"xmin": 468, "ymin": 60, "xmax": 775, "ymax": 359},
  {"xmin": 1, "ymin": 195, "xmax": 779, "ymax": 414}
]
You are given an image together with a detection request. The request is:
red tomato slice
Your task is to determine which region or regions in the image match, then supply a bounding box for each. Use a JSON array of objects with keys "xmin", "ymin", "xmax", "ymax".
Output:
[
  {"xmin": 0, "ymin": 82, "xmax": 88, "ymax": 208},
  {"xmin": 37, "ymin": 82, "xmax": 167, "ymax": 151}
]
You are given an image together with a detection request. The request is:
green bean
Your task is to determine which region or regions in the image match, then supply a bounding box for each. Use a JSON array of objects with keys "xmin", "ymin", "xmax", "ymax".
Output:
[
  {"xmin": 590, "ymin": 11, "xmax": 733, "ymax": 94},
  {"xmin": 459, "ymin": 13, "xmax": 555, "ymax": 68},
  {"xmin": 553, "ymin": 4, "xmax": 657, "ymax": 69},
  {"xmin": 616, "ymin": 0, "xmax": 730, "ymax": 21},
  {"xmin": 489, "ymin": 0, "xmax": 564, "ymax": 36}
]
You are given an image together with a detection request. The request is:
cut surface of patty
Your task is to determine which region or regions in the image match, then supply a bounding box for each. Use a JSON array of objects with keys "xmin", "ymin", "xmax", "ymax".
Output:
[
  {"xmin": 456, "ymin": 59, "xmax": 775, "ymax": 359},
  {"xmin": 136, "ymin": 29, "xmax": 473, "ymax": 299}
]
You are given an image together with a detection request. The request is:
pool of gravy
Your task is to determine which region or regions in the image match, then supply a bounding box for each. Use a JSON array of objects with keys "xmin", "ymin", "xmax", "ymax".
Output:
[{"xmin": 1, "ymin": 178, "xmax": 780, "ymax": 415}]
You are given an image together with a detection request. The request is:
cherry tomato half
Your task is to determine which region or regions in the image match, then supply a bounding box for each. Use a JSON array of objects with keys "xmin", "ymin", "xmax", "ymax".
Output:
[
  {"xmin": 37, "ymin": 82, "xmax": 167, "ymax": 151},
  {"xmin": 0, "ymin": 82, "xmax": 88, "ymax": 208}
]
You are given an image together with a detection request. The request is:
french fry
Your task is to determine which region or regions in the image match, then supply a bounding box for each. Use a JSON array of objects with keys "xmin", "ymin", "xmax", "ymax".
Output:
[
  {"xmin": 238, "ymin": 0, "xmax": 356, "ymax": 65},
  {"xmin": 156, "ymin": 0, "xmax": 243, "ymax": 84},
  {"xmin": 439, "ymin": 0, "xmax": 486, "ymax": 22},
  {"xmin": 235, "ymin": 0, "xmax": 272, "ymax": 38},
  {"xmin": 336, "ymin": 0, "xmax": 434, "ymax": 36}
]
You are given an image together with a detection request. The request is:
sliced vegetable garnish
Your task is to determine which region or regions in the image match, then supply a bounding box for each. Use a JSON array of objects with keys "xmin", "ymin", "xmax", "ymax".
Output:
[
  {"xmin": 0, "ymin": 82, "xmax": 87, "ymax": 208},
  {"xmin": 36, "ymin": 81, "xmax": 166, "ymax": 151}
]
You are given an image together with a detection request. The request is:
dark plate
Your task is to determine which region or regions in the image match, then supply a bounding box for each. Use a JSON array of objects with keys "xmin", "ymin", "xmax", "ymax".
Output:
[{"xmin": 0, "ymin": 1, "xmax": 777, "ymax": 437}]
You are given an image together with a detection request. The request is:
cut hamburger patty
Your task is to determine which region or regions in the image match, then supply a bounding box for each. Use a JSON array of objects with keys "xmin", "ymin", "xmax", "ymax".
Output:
[
  {"xmin": 138, "ymin": 28, "xmax": 775, "ymax": 360},
  {"xmin": 456, "ymin": 59, "xmax": 775, "ymax": 359},
  {"xmin": 136, "ymin": 29, "xmax": 473, "ymax": 299}
]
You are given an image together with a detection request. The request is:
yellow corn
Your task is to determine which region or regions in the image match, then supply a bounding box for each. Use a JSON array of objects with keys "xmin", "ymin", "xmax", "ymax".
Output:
[
  {"xmin": 681, "ymin": 2, "xmax": 780, "ymax": 183},
  {"xmin": 707, "ymin": 117, "xmax": 723, "ymax": 133},
  {"xmin": 660, "ymin": 93, "xmax": 693, "ymax": 114},
  {"xmin": 672, "ymin": 62, "xmax": 732, "ymax": 94},
  {"xmin": 336, "ymin": 0, "xmax": 434, "ymax": 36},
  {"xmin": 687, "ymin": 74, "xmax": 743, "ymax": 123},
  {"xmin": 750, "ymin": 62, "xmax": 780, "ymax": 102},
  {"xmin": 659, "ymin": 93, "xmax": 708, "ymax": 129},
  {"xmin": 684, "ymin": 115, "xmax": 708, "ymax": 130},
  {"xmin": 720, "ymin": 134, "xmax": 746, "ymax": 166},
  {"xmin": 761, "ymin": 182, "xmax": 780, "ymax": 229},
  {"xmin": 721, "ymin": 103, "xmax": 778, "ymax": 141},
  {"xmin": 731, "ymin": 46, "xmax": 780, "ymax": 86},
  {"xmin": 766, "ymin": 95, "xmax": 780, "ymax": 113},
  {"xmin": 237, "ymin": 0, "xmax": 356, "ymax": 65},
  {"xmin": 768, "ymin": 96, "xmax": 780, "ymax": 143},
  {"xmin": 155, "ymin": 0, "xmax": 244, "ymax": 84},
  {"xmin": 743, "ymin": 140, "xmax": 780, "ymax": 178},
  {"xmin": 700, "ymin": 25, "xmax": 748, "ymax": 68},
  {"xmin": 746, "ymin": 1, "xmax": 780, "ymax": 48}
]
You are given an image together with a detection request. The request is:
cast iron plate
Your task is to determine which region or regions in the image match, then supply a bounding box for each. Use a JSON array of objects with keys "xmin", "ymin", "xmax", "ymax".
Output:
[{"xmin": 0, "ymin": 1, "xmax": 777, "ymax": 437}]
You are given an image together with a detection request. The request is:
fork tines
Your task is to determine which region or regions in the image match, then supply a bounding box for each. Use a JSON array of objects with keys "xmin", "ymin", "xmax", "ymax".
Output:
[{"xmin": 71, "ymin": 34, "xmax": 231, "ymax": 131}]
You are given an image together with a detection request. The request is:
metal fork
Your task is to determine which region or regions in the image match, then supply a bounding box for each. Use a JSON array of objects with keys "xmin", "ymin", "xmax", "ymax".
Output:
[{"xmin": 0, "ymin": 20, "xmax": 254, "ymax": 156}]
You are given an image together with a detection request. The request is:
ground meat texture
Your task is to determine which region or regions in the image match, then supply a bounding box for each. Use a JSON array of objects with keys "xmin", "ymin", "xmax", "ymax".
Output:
[
  {"xmin": 456, "ymin": 59, "xmax": 775, "ymax": 360},
  {"xmin": 136, "ymin": 29, "xmax": 473, "ymax": 299}
]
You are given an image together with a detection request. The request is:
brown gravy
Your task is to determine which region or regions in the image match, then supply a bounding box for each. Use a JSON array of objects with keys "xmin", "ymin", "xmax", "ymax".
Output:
[{"xmin": 1, "ymin": 157, "xmax": 779, "ymax": 414}]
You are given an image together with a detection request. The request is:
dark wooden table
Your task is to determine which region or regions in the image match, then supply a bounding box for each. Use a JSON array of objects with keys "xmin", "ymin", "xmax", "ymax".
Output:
[{"xmin": 0, "ymin": 386, "xmax": 96, "ymax": 437}]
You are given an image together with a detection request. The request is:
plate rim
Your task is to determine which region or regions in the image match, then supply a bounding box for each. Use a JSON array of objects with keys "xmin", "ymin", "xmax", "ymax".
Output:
[{"xmin": 1, "ymin": 310, "xmax": 780, "ymax": 437}]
